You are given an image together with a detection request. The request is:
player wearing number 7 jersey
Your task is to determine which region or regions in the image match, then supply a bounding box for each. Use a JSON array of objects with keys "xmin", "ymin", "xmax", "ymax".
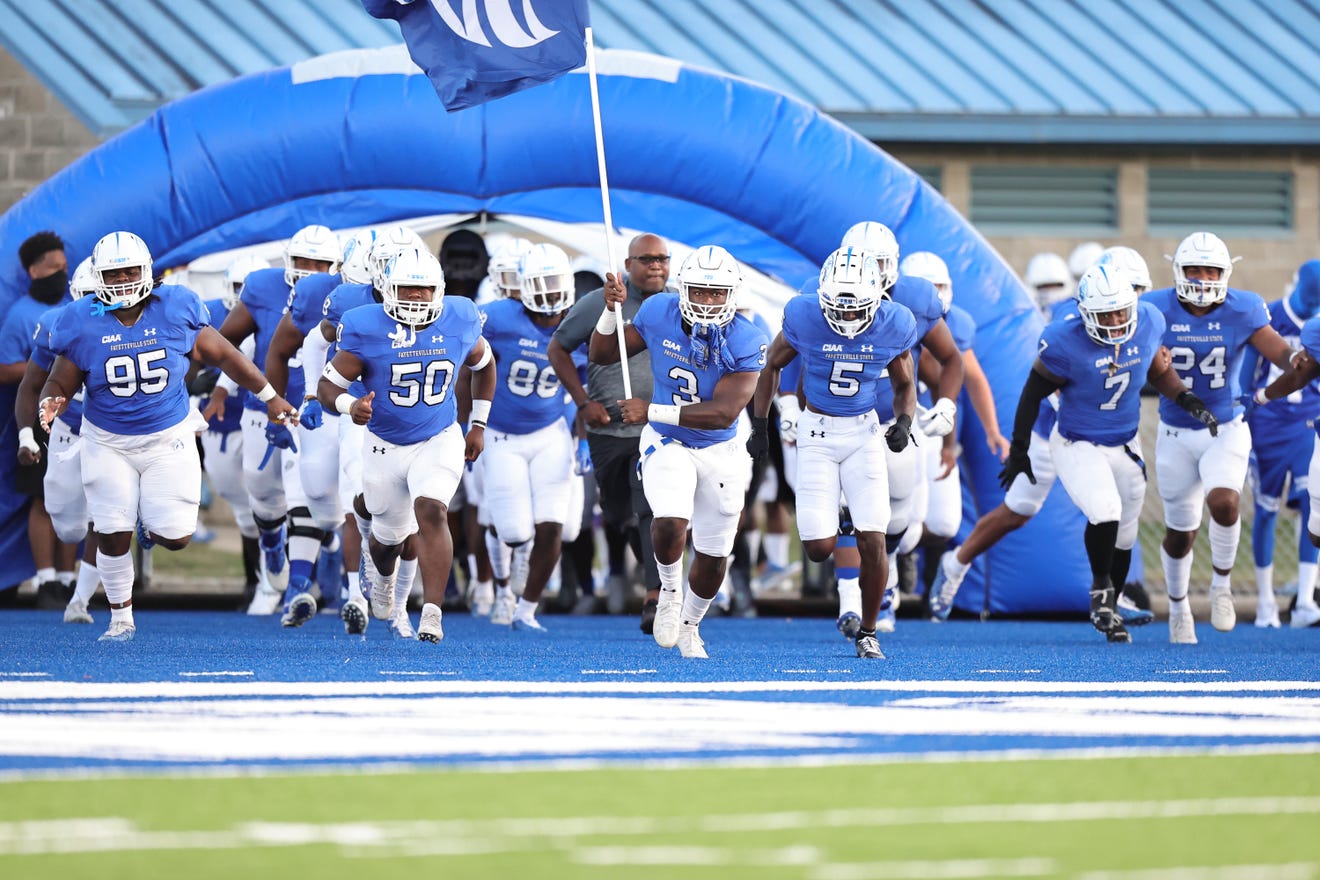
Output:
[
  {"xmin": 1000, "ymin": 263, "xmax": 1213, "ymax": 644},
  {"xmin": 320, "ymin": 247, "xmax": 494, "ymax": 644},
  {"xmin": 41, "ymin": 231, "xmax": 298, "ymax": 643},
  {"xmin": 1145, "ymin": 232, "xmax": 1294, "ymax": 643}
]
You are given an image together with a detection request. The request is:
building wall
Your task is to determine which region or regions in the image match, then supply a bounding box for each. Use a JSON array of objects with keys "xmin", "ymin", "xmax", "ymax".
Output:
[
  {"xmin": 892, "ymin": 145, "xmax": 1320, "ymax": 300},
  {"xmin": 0, "ymin": 51, "xmax": 97, "ymax": 216}
]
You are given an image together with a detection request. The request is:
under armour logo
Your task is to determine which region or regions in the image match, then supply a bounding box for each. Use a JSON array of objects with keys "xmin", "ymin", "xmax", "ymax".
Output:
[
  {"xmin": 810, "ymin": 430, "xmax": 825, "ymax": 438},
  {"xmin": 372, "ymin": 446, "xmax": 387, "ymax": 454},
  {"xmin": 144, "ymin": 328, "xmax": 157, "ymax": 337},
  {"xmin": 860, "ymin": 345, "xmax": 874, "ymax": 352},
  {"xmin": 1208, "ymin": 322, "xmax": 1221, "ymax": 331},
  {"xmin": 432, "ymin": 0, "xmax": 560, "ymax": 49}
]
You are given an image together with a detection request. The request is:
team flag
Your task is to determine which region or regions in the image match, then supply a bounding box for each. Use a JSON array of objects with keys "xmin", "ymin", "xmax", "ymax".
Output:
[{"xmin": 362, "ymin": 0, "xmax": 591, "ymax": 111}]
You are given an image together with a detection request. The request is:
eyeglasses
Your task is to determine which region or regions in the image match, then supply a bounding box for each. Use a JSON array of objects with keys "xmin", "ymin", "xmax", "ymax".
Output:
[{"xmin": 629, "ymin": 254, "xmax": 670, "ymax": 266}]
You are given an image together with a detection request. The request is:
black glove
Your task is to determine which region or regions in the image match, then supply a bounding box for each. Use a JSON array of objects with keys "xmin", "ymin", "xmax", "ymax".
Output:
[
  {"xmin": 746, "ymin": 416, "xmax": 770, "ymax": 462},
  {"xmin": 884, "ymin": 413, "xmax": 912, "ymax": 453},
  {"xmin": 998, "ymin": 444, "xmax": 1036, "ymax": 490},
  {"xmin": 188, "ymin": 369, "xmax": 219, "ymax": 397},
  {"xmin": 1176, "ymin": 391, "xmax": 1219, "ymax": 437}
]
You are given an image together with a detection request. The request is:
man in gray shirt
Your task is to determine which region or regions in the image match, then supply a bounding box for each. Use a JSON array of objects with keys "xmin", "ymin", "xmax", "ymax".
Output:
[{"xmin": 549, "ymin": 233, "xmax": 670, "ymax": 632}]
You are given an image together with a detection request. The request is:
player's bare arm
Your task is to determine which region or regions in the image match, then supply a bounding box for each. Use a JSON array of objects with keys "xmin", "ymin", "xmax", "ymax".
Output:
[
  {"xmin": 317, "ymin": 349, "xmax": 372, "ymax": 426},
  {"xmin": 619, "ymin": 369, "xmax": 759, "ymax": 430},
  {"xmin": 750, "ymin": 332, "xmax": 798, "ymax": 420},
  {"xmin": 193, "ymin": 325, "xmax": 297, "ymax": 425}
]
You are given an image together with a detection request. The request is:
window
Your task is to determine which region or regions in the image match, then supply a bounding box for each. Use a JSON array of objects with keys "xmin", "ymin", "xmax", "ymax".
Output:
[
  {"xmin": 1148, "ymin": 169, "xmax": 1292, "ymax": 233},
  {"xmin": 970, "ymin": 166, "xmax": 1117, "ymax": 233}
]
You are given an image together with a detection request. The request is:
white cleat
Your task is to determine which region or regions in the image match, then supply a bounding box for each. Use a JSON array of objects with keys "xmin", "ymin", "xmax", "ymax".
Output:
[
  {"xmin": 1209, "ymin": 585, "xmax": 1236, "ymax": 632},
  {"xmin": 63, "ymin": 599, "xmax": 93, "ymax": 624},
  {"xmin": 1169, "ymin": 598, "xmax": 1198, "ymax": 644},
  {"xmin": 98, "ymin": 620, "xmax": 135, "ymax": 643},
  {"xmin": 1291, "ymin": 604, "xmax": 1320, "ymax": 629},
  {"xmin": 469, "ymin": 582, "xmax": 494, "ymax": 617},
  {"xmin": 652, "ymin": 589, "xmax": 683, "ymax": 649},
  {"xmin": 341, "ymin": 596, "xmax": 368, "ymax": 635},
  {"xmin": 677, "ymin": 624, "xmax": 707, "ymax": 658},
  {"xmin": 1255, "ymin": 597, "xmax": 1281, "ymax": 629},
  {"xmin": 418, "ymin": 603, "xmax": 443, "ymax": 643},
  {"xmin": 489, "ymin": 593, "xmax": 516, "ymax": 626},
  {"xmin": 246, "ymin": 581, "xmax": 282, "ymax": 616},
  {"xmin": 370, "ymin": 572, "xmax": 397, "ymax": 620},
  {"xmin": 390, "ymin": 611, "xmax": 415, "ymax": 640}
]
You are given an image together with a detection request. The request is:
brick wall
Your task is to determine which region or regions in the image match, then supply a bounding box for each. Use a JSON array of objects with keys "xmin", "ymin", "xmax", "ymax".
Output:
[{"xmin": 0, "ymin": 51, "xmax": 98, "ymax": 214}]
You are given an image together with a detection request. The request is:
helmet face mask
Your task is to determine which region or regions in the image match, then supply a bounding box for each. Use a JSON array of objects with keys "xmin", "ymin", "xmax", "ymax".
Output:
[
  {"xmin": 91, "ymin": 232, "xmax": 154, "ymax": 310},
  {"xmin": 490, "ymin": 237, "xmax": 534, "ymax": 300},
  {"xmin": 1024, "ymin": 252, "xmax": 1074, "ymax": 307},
  {"xmin": 899, "ymin": 251, "xmax": 952, "ymax": 313},
  {"xmin": 382, "ymin": 247, "xmax": 445, "ymax": 327},
  {"xmin": 518, "ymin": 243, "xmax": 575, "ymax": 315},
  {"xmin": 69, "ymin": 257, "xmax": 96, "ymax": 301},
  {"xmin": 676, "ymin": 245, "xmax": 741, "ymax": 327},
  {"xmin": 819, "ymin": 247, "xmax": 883, "ymax": 338},
  {"xmin": 1077, "ymin": 264, "xmax": 1139, "ymax": 346},
  {"xmin": 1097, "ymin": 246, "xmax": 1152, "ymax": 293},
  {"xmin": 840, "ymin": 221, "xmax": 899, "ymax": 291},
  {"xmin": 222, "ymin": 254, "xmax": 269, "ymax": 311},
  {"xmin": 1172, "ymin": 231, "xmax": 1233, "ymax": 307},
  {"xmin": 284, "ymin": 224, "xmax": 341, "ymax": 288}
]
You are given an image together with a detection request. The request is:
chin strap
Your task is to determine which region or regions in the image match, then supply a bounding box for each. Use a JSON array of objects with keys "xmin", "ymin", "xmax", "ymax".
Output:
[{"xmin": 88, "ymin": 298, "xmax": 126, "ymax": 318}]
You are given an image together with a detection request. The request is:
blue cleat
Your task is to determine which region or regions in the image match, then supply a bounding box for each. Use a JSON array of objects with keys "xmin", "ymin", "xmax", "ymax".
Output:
[
  {"xmin": 836, "ymin": 611, "xmax": 861, "ymax": 639},
  {"xmin": 317, "ymin": 543, "xmax": 346, "ymax": 614},
  {"xmin": 261, "ymin": 525, "xmax": 287, "ymax": 577},
  {"xmin": 1116, "ymin": 593, "xmax": 1155, "ymax": 627},
  {"xmin": 877, "ymin": 583, "xmax": 899, "ymax": 633},
  {"xmin": 280, "ymin": 577, "xmax": 317, "ymax": 628},
  {"xmin": 135, "ymin": 521, "xmax": 155, "ymax": 552}
]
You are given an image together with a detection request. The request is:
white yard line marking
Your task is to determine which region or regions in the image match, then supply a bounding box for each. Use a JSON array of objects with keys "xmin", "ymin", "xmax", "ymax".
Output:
[
  {"xmin": 1076, "ymin": 864, "xmax": 1318, "ymax": 880},
  {"xmin": 1160, "ymin": 670, "xmax": 1229, "ymax": 675},
  {"xmin": 0, "ymin": 672, "xmax": 49, "ymax": 678},
  {"xmin": 377, "ymin": 671, "xmax": 458, "ymax": 676},
  {"xmin": 812, "ymin": 857, "xmax": 1057, "ymax": 879},
  {"xmin": 571, "ymin": 844, "xmax": 823, "ymax": 866},
  {"xmin": 177, "ymin": 672, "xmax": 254, "ymax": 678},
  {"xmin": 977, "ymin": 670, "xmax": 1042, "ymax": 674},
  {"xmin": 579, "ymin": 670, "xmax": 657, "ymax": 675}
]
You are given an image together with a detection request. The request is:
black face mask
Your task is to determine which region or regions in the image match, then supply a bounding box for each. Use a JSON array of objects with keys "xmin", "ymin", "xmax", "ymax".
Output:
[{"xmin": 29, "ymin": 269, "xmax": 67, "ymax": 305}]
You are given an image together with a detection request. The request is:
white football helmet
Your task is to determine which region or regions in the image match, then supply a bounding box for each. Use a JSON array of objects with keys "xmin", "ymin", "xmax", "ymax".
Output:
[
  {"xmin": 69, "ymin": 257, "xmax": 96, "ymax": 301},
  {"xmin": 518, "ymin": 243, "xmax": 575, "ymax": 315},
  {"xmin": 339, "ymin": 229, "xmax": 379, "ymax": 286},
  {"xmin": 284, "ymin": 224, "xmax": 341, "ymax": 288},
  {"xmin": 1024, "ymin": 252, "xmax": 1074, "ymax": 308},
  {"xmin": 1097, "ymin": 246, "xmax": 1152, "ymax": 293},
  {"xmin": 369, "ymin": 225, "xmax": 427, "ymax": 290},
  {"xmin": 1172, "ymin": 231, "xmax": 1233, "ymax": 307},
  {"xmin": 1077, "ymin": 263, "xmax": 1139, "ymax": 346},
  {"xmin": 899, "ymin": 251, "xmax": 952, "ymax": 313},
  {"xmin": 382, "ymin": 247, "xmax": 444, "ymax": 327},
  {"xmin": 818, "ymin": 247, "xmax": 884, "ymax": 338},
  {"xmin": 223, "ymin": 254, "xmax": 269, "ymax": 310},
  {"xmin": 1068, "ymin": 241, "xmax": 1105, "ymax": 281},
  {"xmin": 489, "ymin": 237, "xmax": 534, "ymax": 299},
  {"xmin": 676, "ymin": 245, "xmax": 741, "ymax": 327},
  {"xmin": 91, "ymin": 231, "xmax": 154, "ymax": 309},
  {"xmin": 840, "ymin": 221, "xmax": 899, "ymax": 289}
]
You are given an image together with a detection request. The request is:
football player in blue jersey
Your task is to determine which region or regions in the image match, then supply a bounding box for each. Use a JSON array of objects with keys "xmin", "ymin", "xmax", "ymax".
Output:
[
  {"xmin": 1024, "ymin": 252, "xmax": 1074, "ymax": 319},
  {"xmin": 999, "ymin": 263, "xmax": 1215, "ymax": 643},
  {"xmin": 1241, "ymin": 260, "xmax": 1320, "ymax": 628},
  {"xmin": 39, "ymin": 231, "xmax": 297, "ymax": 642},
  {"xmin": 591, "ymin": 245, "xmax": 768, "ymax": 658},
  {"xmin": 476, "ymin": 243, "xmax": 579, "ymax": 632},
  {"xmin": 318, "ymin": 247, "xmax": 494, "ymax": 644},
  {"xmin": 1147, "ymin": 232, "xmax": 1295, "ymax": 643},
  {"xmin": 748, "ymin": 247, "xmax": 918, "ymax": 658},
  {"xmin": 214, "ymin": 224, "xmax": 340, "ymax": 627},
  {"xmin": 838, "ymin": 222, "xmax": 963, "ymax": 634},
  {"xmin": 15, "ymin": 258, "xmax": 100, "ymax": 623}
]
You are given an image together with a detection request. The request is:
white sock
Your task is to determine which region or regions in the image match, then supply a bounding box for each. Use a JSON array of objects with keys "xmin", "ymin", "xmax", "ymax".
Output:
[
  {"xmin": 353, "ymin": 513, "xmax": 371, "ymax": 546},
  {"xmin": 495, "ymin": 584, "xmax": 513, "ymax": 601},
  {"xmin": 1210, "ymin": 570, "xmax": 1231, "ymax": 592},
  {"xmin": 466, "ymin": 553, "xmax": 479, "ymax": 583},
  {"xmin": 1299, "ymin": 561, "xmax": 1320, "ymax": 609},
  {"xmin": 657, "ymin": 558, "xmax": 683, "ymax": 597},
  {"xmin": 346, "ymin": 569, "xmax": 363, "ymax": 603},
  {"xmin": 1161, "ymin": 546, "xmax": 1193, "ymax": 602},
  {"xmin": 745, "ymin": 530, "xmax": 763, "ymax": 569},
  {"xmin": 947, "ymin": 551, "xmax": 971, "ymax": 577},
  {"xmin": 1208, "ymin": 519, "xmax": 1240, "ymax": 578},
  {"xmin": 886, "ymin": 551, "xmax": 899, "ymax": 590},
  {"xmin": 395, "ymin": 558, "xmax": 417, "ymax": 610},
  {"xmin": 515, "ymin": 597, "xmax": 538, "ymax": 623},
  {"xmin": 57, "ymin": 570, "xmax": 74, "ymax": 587},
  {"xmin": 763, "ymin": 533, "xmax": 789, "ymax": 568},
  {"xmin": 472, "ymin": 578, "xmax": 493, "ymax": 600},
  {"xmin": 110, "ymin": 604, "xmax": 134, "ymax": 627},
  {"xmin": 681, "ymin": 590, "xmax": 712, "ymax": 627},
  {"xmin": 288, "ymin": 535, "xmax": 320, "ymax": 574},
  {"xmin": 96, "ymin": 550, "xmax": 134, "ymax": 607},
  {"xmin": 837, "ymin": 576, "xmax": 862, "ymax": 617},
  {"xmin": 36, "ymin": 566, "xmax": 55, "ymax": 584},
  {"xmin": 1255, "ymin": 565, "xmax": 1275, "ymax": 604},
  {"xmin": 486, "ymin": 532, "xmax": 511, "ymax": 581},
  {"xmin": 73, "ymin": 563, "xmax": 99, "ymax": 604}
]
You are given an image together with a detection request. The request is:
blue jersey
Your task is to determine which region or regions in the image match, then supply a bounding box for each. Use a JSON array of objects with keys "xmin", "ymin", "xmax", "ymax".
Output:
[
  {"xmin": 337, "ymin": 298, "xmax": 484, "ymax": 446},
  {"xmin": 0, "ymin": 293, "xmax": 70, "ymax": 365},
  {"xmin": 873, "ymin": 275, "xmax": 945, "ymax": 421},
  {"xmin": 1246, "ymin": 298, "xmax": 1320, "ymax": 428},
  {"xmin": 289, "ymin": 272, "xmax": 341, "ymax": 337},
  {"xmin": 48, "ymin": 287, "xmax": 209, "ymax": 436},
  {"xmin": 1038, "ymin": 299, "xmax": 1165, "ymax": 446},
  {"xmin": 1146, "ymin": 286, "xmax": 1269, "ymax": 429},
  {"xmin": 323, "ymin": 281, "xmax": 377, "ymax": 399},
  {"xmin": 481, "ymin": 297, "xmax": 571, "ymax": 434},
  {"xmin": 782, "ymin": 293, "xmax": 918, "ymax": 417},
  {"xmin": 631, "ymin": 294, "xmax": 768, "ymax": 448},
  {"xmin": 200, "ymin": 298, "xmax": 243, "ymax": 433},
  {"xmin": 31, "ymin": 303, "xmax": 83, "ymax": 434},
  {"xmin": 1049, "ymin": 297, "xmax": 1078, "ymax": 324},
  {"xmin": 239, "ymin": 267, "xmax": 303, "ymax": 412},
  {"xmin": 945, "ymin": 304, "xmax": 976, "ymax": 352}
]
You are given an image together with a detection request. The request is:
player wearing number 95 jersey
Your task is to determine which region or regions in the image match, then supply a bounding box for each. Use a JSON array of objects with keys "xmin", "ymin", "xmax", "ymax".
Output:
[
  {"xmin": 320, "ymin": 247, "xmax": 494, "ymax": 645},
  {"xmin": 999, "ymin": 263, "xmax": 1214, "ymax": 644},
  {"xmin": 1146, "ymin": 232, "xmax": 1293, "ymax": 643},
  {"xmin": 591, "ymin": 245, "xmax": 768, "ymax": 660},
  {"xmin": 41, "ymin": 231, "xmax": 298, "ymax": 643}
]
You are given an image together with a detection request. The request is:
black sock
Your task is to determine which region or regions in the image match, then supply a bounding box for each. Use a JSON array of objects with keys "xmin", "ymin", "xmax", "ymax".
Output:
[
  {"xmin": 1083, "ymin": 521, "xmax": 1120, "ymax": 583},
  {"xmin": 1110, "ymin": 547, "xmax": 1132, "ymax": 593}
]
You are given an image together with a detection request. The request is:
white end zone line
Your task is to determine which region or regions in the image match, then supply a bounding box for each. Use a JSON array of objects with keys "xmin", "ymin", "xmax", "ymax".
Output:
[{"xmin": 177, "ymin": 672, "xmax": 254, "ymax": 678}]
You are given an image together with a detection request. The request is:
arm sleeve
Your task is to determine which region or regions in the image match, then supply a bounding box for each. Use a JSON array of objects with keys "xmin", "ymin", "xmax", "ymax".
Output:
[
  {"xmin": 300, "ymin": 328, "xmax": 333, "ymax": 396},
  {"xmin": 1010, "ymin": 365, "xmax": 1065, "ymax": 450}
]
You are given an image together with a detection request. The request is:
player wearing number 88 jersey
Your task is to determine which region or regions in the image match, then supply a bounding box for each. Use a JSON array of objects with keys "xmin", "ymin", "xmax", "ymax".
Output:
[{"xmin": 1145, "ymin": 232, "xmax": 1294, "ymax": 640}]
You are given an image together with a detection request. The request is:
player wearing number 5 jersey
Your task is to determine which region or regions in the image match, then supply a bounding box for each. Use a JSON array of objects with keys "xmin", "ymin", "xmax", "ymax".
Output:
[
  {"xmin": 1146, "ymin": 232, "xmax": 1294, "ymax": 643},
  {"xmin": 41, "ymin": 231, "xmax": 297, "ymax": 643},
  {"xmin": 320, "ymin": 247, "xmax": 494, "ymax": 644},
  {"xmin": 478, "ymin": 243, "xmax": 579, "ymax": 632},
  {"xmin": 1000, "ymin": 263, "xmax": 1214, "ymax": 644},
  {"xmin": 591, "ymin": 245, "xmax": 768, "ymax": 659},
  {"xmin": 749, "ymin": 247, "xmax": 919, "ymax": 660}
]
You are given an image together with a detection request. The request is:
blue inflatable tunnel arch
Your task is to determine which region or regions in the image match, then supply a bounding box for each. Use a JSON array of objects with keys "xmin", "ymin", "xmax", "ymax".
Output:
[{"xmin": 0, "ymin": 46, "xmax": 1086, "ymax": 613}]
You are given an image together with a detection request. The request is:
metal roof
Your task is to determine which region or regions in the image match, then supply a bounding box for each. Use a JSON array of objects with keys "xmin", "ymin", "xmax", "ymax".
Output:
[{"xmin": 3, "ymin": 0, "xmax": 1318, "ymax": 143}]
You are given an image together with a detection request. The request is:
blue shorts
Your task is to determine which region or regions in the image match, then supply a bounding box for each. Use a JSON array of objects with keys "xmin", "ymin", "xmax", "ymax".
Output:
[{"xmin": 1248, "ymin": 415, "xmax": 1314, "ymax": 511}]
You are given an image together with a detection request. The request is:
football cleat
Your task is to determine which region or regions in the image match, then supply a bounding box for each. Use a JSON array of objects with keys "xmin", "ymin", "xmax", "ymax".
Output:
[
  {"xmin": 1090, "ymin": 586, "xmax": 1131, "ymax": 643},
  {"xmin": 370, "ymin": 569, "xmax": 397, "ymax": 621},
  {"xmin": 677, "ymin": 624, "xmax": 708, "ymax": 658},
  {"xmin": 1291, "ymin": 604, "xmax": 1320, "ymax": 629},
  {"xmin": 341, "ymin": 596, "xmax": 368, "ymax": 635},
  {"xmin": 1168, "ymin": 598, "xmax": 1198, "ymax": 644},
  {"xmin": 640, "ymin": 598, "xmax": 658, "ymax": 635},
  {"xmin": 652, "ymin": 590, "xmax": 683, "ymax": 648},
  {"xmin": 246, "ymin": 578, "xmax": 282, "ymax": 616},
  {"xmin": 855, "ymin": 632, "xmax": 884, "ymax": 659},
  {"xmin": 280, "ymin": 578, "xmax": 317, "ymax": 628},
  {"xmin": 418, "ymin": 603, "xmax": 444, "ymax": 643},
  {"xmin": 1209, "ymin": 584, "xmax": 1236, "ymax": 632},
  {"xmin": 390, "ymin": 611, "xmax": 415, "ymax": 640},
  {"xmin": 98, "ymin": 620, "xmax": 135, "ymax": 642},
  {"xmin": 875, "ymin": 606, "xmax": 896, "ymax": 633},
  {"xmin": 63, "ymin": 598, "xmax": 93, "ymax": 624},
  {"xmin": 469, "ymin": 581, "xmax": 494, "ymax": 617},
  {"xmin": 512, "ymin": 616, "xmax": 547, "ymax": 633},
  {"xmin": 489, "ymin": 593, "xmax": 516, "ymax": 626},
  {"xmin": 836, "ymin": 611, "xmax": 861, "ymax": 640},
  {"xmin": 928, "ymin": 551, "xmax": 966, "ymax": 622},
  {"xmin": 1116, "ymin": 593, "xmax": 1155, "ymax": 627}
]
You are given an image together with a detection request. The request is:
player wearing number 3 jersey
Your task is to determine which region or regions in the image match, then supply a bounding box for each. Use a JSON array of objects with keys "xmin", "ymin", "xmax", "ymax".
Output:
[{"xmin": 1145, "ymin": 232, "xmax": 1293, "ymax": 643}]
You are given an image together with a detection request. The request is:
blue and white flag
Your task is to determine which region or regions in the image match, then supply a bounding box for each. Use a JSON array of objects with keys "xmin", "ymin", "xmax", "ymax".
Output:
[{"xmin": 363, "ymin": 0, "xmax": 590, "ymax": 111}]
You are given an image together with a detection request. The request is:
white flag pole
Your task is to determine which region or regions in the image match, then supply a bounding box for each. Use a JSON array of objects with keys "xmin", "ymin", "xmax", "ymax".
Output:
[{"xmin": 584, "ymin": 26, "xmax": 632, "ymax": 399}]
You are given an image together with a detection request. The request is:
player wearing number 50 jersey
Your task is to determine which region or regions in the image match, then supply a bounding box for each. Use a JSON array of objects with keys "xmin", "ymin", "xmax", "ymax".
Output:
[
  {"xmin": 591, "ymin": 245, "xmax": 768, "ymax": 659},
  {"xmin": 320, "ymin": 247, "xmax": 494, "ymax": 645},
  {"xmin": 1145, "ymin": 232, "xmax": 1294, "ymax": 643},
  {"xmin": 1000, "ymin": 263, "xmax": 1214, "ymax": 644},
  {"xmin": 749, "ymin": 247, "xmax": 919, "ymax": 660},
  {"xmin": 41, "ymin": 231, "xmax": 297, "ymax": 643}
]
